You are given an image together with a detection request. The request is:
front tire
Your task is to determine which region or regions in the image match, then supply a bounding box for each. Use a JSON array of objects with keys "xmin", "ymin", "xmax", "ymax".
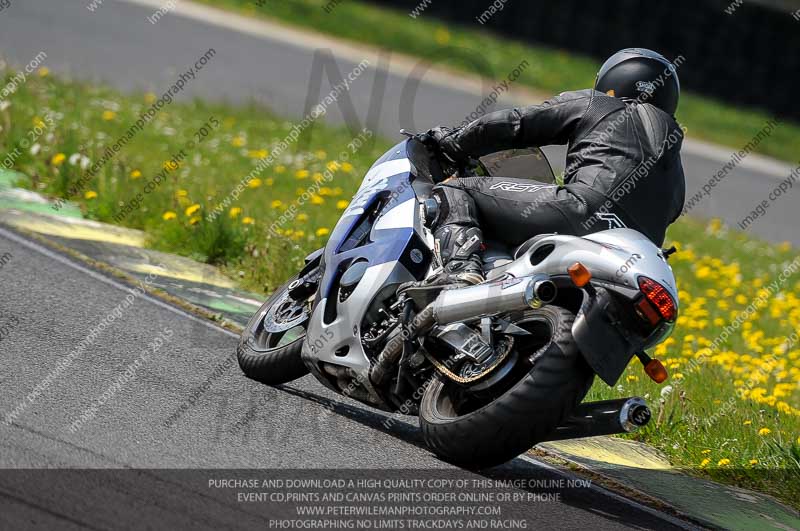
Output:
[
  {"xmin": 419, "ymin": 306, "xmax": 593, "ymax": 467},
  {"xmin": 237, "ymin": 275, "xmax": 311, "ymax": 385}
]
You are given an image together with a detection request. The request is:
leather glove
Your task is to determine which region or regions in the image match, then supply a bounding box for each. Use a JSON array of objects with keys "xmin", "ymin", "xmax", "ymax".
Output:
[{"xmin": 422, "ymin": 126, "xmax": 464, "ymax": 177}]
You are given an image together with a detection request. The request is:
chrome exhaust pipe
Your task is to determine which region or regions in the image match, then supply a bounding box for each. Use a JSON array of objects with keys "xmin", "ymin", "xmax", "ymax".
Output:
[
  {"xmin": 373, "ymin": 276, "xmax": 555, "ymax": 386},
  {"xmin": 544, "ymin": 397, "xmax": 651, "ymax": 442},
  {"xmin": 432, "ymin": 275, "xmax": 556, "ymax": 325}
]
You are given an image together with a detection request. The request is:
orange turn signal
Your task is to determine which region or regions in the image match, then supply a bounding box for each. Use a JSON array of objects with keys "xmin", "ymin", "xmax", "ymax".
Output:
[
  {"xmin": 568, "ymin": 262, "xmax": 592, "ymax": 287},
  {"xmin": 644, "ymin": 358, "xmax": 669, "ymax": 383}
]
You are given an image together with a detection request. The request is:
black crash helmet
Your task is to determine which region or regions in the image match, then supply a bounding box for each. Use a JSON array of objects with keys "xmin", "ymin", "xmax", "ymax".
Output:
[{"xmin": 595, "ymin": 48, "xmax": 681, "ymax": 115}]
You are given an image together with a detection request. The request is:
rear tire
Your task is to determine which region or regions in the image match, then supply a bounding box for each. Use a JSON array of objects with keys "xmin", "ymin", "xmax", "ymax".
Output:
[
  {"xmin": 237, "ymin": 275, "xmax": 311, "ymax": 385},
  {"xmin": 420, "ymin": 306, "xmax": 593, "ymax": 467}
]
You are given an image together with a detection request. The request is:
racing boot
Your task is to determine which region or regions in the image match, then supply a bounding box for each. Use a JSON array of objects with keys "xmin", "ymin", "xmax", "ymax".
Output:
[{"xmin": 424, "ymin": 255, "xmax": 485, "ymax": 287}]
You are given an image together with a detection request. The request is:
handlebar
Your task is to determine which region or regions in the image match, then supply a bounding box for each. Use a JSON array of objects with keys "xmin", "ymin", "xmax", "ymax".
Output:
[{"xmin": 400, "ymin": 129, "xmax": 481, "ymax": 179}]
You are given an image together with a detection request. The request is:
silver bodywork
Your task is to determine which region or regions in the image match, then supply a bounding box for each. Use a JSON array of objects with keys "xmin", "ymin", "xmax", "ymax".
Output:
[
  {"xmin": 302, "ymin": 159, "xmax": 431, "ymax": 385},
  {"xmin": 500, "ymin": 228, "xmax": 678, "ymax": 303},
  {"xmin": 302, "ymin": 157, "xmax": 678, "ymax": 383}
]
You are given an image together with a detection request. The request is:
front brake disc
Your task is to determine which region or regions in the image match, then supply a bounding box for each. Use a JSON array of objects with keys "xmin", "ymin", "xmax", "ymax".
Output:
[{"xmin": 263, "ymin": 291, "xmax": 310, "ymax": 334}]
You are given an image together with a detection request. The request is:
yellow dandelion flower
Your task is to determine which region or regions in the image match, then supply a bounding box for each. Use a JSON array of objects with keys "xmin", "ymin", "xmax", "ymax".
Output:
[
  {"xmin": 229, "ymin": 207, "xmax": 243, "ymax": 219},
  {"xmin": 162, "ymin": 211, "xmax": 177, "ymax": 221},
  {"xmin": 626, "ymin": 375, "xmax": 639, "ymax": 383},
  {"xmin": 144, "ymin": 92, "xmax": 157, "ymax": 104},
  {"xmin": 315, "ymin": 227, "xmax": 330, "ymax": 237},
  {"xmin": 37, "ymin": 67, "xmax": 50, "ymax": 77},
  {"xmin": 313, "ymin": 172, "xmax": 324, "ymax": 182},
  {"xmin": 163, "ymin": 160, "xmax": 181, "ymax": 172},
  {"xmin": 51, "ymin": 153, "xmax": 66, "ymax": 166},
  {"xmin": 319, "ymin": 187, "xmax": 333, "ymax": 196},
  {"xmin": 247, "ymin": 149, "xmax": 268, "ymax": 159},
  {"xmin": 326, "ymin": 161, "xmax": 340, "ymax": 172},
  {"xmin": 189, "ymin": 216, "xmax": 201, "ymax": 225},
  {"xmin": 231, "ymin": 136, "xmax": 246, "ymax": 147},
  {"xmin": 247, "ymin": 178, "xmax": 262, "ymax": 189},
  {"xmin": 701, "ymin": 449, "xmax": 711, "ymax": 455},
  {"xmin": 434, "ymin": 27, "xmax": 451, "ymax": 45},
  {"xmin": 242, "ymin": 216, "xmax": 255, "ymax": 225},
  {"xmin": 175, "ymin": 189, "xmax": 188, "ymax": 197},
  {"xmin": 185, "ymin": 204, "xmax": 201, "ymax": 217},
  {"xmin": 336, "ymin": 200, "xmax": 349, "ymax": 209},
  {"xmin": 276, "ymin": 165, "xmax": 286, "ymax": 173},
  {"xmin": 130, "ymin": 169, "xmax": 142, "ymax": 179},
  {"xmin": 758, "ymin": 428, "xmax": 771, "ymax": 436},
  {"xmin": 295, "ymin": 169, "xmax": 309, "ymax": 179},
  {"xmin": 695, "ymin": 266, "xmax": 711, "ymax": 279},
  {"xmin": 342, "ymin": 162, "xmax": 353, "ymax": 172},
  {"xmin": 743, "ymin": 420, "xmax": 752, "ymax": 425},
  {"xmin": 102, "ymin": 110, "xmax": 116, "ymax": 121},
  {"xmin": 717, "ymin": 458, "xmax": 730, "ymax": 466},
  {"xmin": 749, "ymin": 459, "xmax": 758, "ymax": 465},
  {"xmin": 271, "ymin": 200, "xmax": 283, "ymax": 209},
  {"xmin": 310, "ymin": 194, "xmax": 324, "ymax": 205},
  {"xmin": 315, "ymin": 150, "xmax": 327, "ymax": 159},
  {"xmin": 84, "ymin": 190, "xmax": 98, "ymax": 200},
  {"xmin": 297, "ymin": 213, "xmax": 309, "ymax": 222},
  {"xmin": 265, "ymin": 178, "xmax": 274, "ymax": 186},
  {"xmin": 700, "ymin": 458, "xmax": 710, "ymax": 467},
  {"xmin": 673, "ymin": 373, "xmax": 684, "ymax": 380}
]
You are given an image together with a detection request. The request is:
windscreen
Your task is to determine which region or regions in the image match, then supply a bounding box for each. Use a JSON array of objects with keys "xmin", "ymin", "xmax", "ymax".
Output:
[{"xmin": 479, "ymin": 148, "xmax": 557, "ymax": 183}]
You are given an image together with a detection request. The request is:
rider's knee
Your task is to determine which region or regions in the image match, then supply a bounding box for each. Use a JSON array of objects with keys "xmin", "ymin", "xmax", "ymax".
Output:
[{"xmin": 428, "ymin": 185, "xmax": 477, "ymax": 230}]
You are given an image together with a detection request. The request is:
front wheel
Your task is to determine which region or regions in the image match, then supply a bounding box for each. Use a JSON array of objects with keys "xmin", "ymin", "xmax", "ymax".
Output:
[
  {"xmin": 419, "ymin": 306, "xmax": 594, "ymax": 468},
  {"xmin": 236, "ymin": 275, "xmax": 312, "ymax": 385}
]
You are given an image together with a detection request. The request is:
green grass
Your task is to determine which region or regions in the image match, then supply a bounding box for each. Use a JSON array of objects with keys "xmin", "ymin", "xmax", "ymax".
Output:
[
  {"xmin": 201, "ymin": 0, "xmax": 800, "ymax": 165},
  {"xmin": 0, "ymin": 70, "xmax": 385, "ymax": 294},
  {"xmin": 2, "ymin": 71, "xmax": 798, "ymax": 508},
  {"xmin": 592, "ymin": 219, "xmax": 800, "ymax": 507}
]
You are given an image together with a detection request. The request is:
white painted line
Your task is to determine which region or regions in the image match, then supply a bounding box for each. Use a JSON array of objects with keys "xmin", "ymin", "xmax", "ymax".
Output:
[
  {"xmin": 119, "ymin": 0, "xmax": 794, "ymax": 181},
  {"xmin": 518, "ymin": 454, "xmax": 700, "ymax": 530},
  {"xmin": 0, "ymin": 225, "xmax": 698, "ymax": 526},
  {"xmin": 0, "ymin": 225, "xmax": 239, "ymax": 339},
  {"xmin": 682, "ymin": 137, "xmax": 794, "ymax": 180},
  {"xmin": 118, "ymin": 0, "xmax": 491, "ymax": 99}
]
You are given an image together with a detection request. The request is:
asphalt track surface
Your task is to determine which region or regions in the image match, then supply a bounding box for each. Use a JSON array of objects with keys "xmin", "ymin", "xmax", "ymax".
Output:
[
  {"xmin": 1, "ymin": 0, "xmax": 797, "ymax": 245},
  {"xmin": 0, "ymin": 229, "xmax": 697, "ymax": 529}
]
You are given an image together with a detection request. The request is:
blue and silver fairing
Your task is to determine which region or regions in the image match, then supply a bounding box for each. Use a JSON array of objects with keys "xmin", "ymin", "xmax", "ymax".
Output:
[{"xmin": 301, "ymin": 141, "xmax": 433, "ymax": 389}]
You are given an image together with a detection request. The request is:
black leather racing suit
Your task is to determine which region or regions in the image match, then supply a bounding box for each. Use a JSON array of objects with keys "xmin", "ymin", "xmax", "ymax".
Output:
[{"xmin": 430, "ymin": 89, "xmax": 686, "ymax": 274}]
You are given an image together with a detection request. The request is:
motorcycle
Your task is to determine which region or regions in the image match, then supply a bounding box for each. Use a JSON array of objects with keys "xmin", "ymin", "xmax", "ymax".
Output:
[{"xmin": 237, "ymin": 133, "xmax": 678, "ymax": 466}]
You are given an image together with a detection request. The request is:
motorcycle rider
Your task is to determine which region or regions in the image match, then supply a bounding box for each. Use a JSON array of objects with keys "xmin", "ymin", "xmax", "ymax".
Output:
[{"xmin": 421, "ymin": 48, "xmax": 686, "ymax": 286}]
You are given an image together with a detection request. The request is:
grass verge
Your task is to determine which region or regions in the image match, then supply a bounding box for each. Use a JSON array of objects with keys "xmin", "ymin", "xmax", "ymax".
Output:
[
  {"xmin": 1, "ymin": 70, "xmax": 798, "ymax": 508},
  {"xmin": 0, "ymin": 69, "xmax": 384, "ymax": 294},
  {"xmin": 200, "ymin": 0, "xmax": 800, "ymax": 165}
]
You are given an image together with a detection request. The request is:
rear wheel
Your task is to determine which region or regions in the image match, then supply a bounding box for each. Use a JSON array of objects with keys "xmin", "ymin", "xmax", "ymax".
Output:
[
  {"xmin": 236, "ymin": 275, "xmax": 311, "ymax": 385},
  {"xmin": 420, "ymin": 306, "xmax": 593, "ymax": 467}
]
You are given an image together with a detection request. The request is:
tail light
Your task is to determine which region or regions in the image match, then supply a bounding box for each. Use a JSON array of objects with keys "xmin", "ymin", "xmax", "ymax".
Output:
[{"xmin": 637, "ymin": 276, "xmax": 677, "ymax": 322}]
